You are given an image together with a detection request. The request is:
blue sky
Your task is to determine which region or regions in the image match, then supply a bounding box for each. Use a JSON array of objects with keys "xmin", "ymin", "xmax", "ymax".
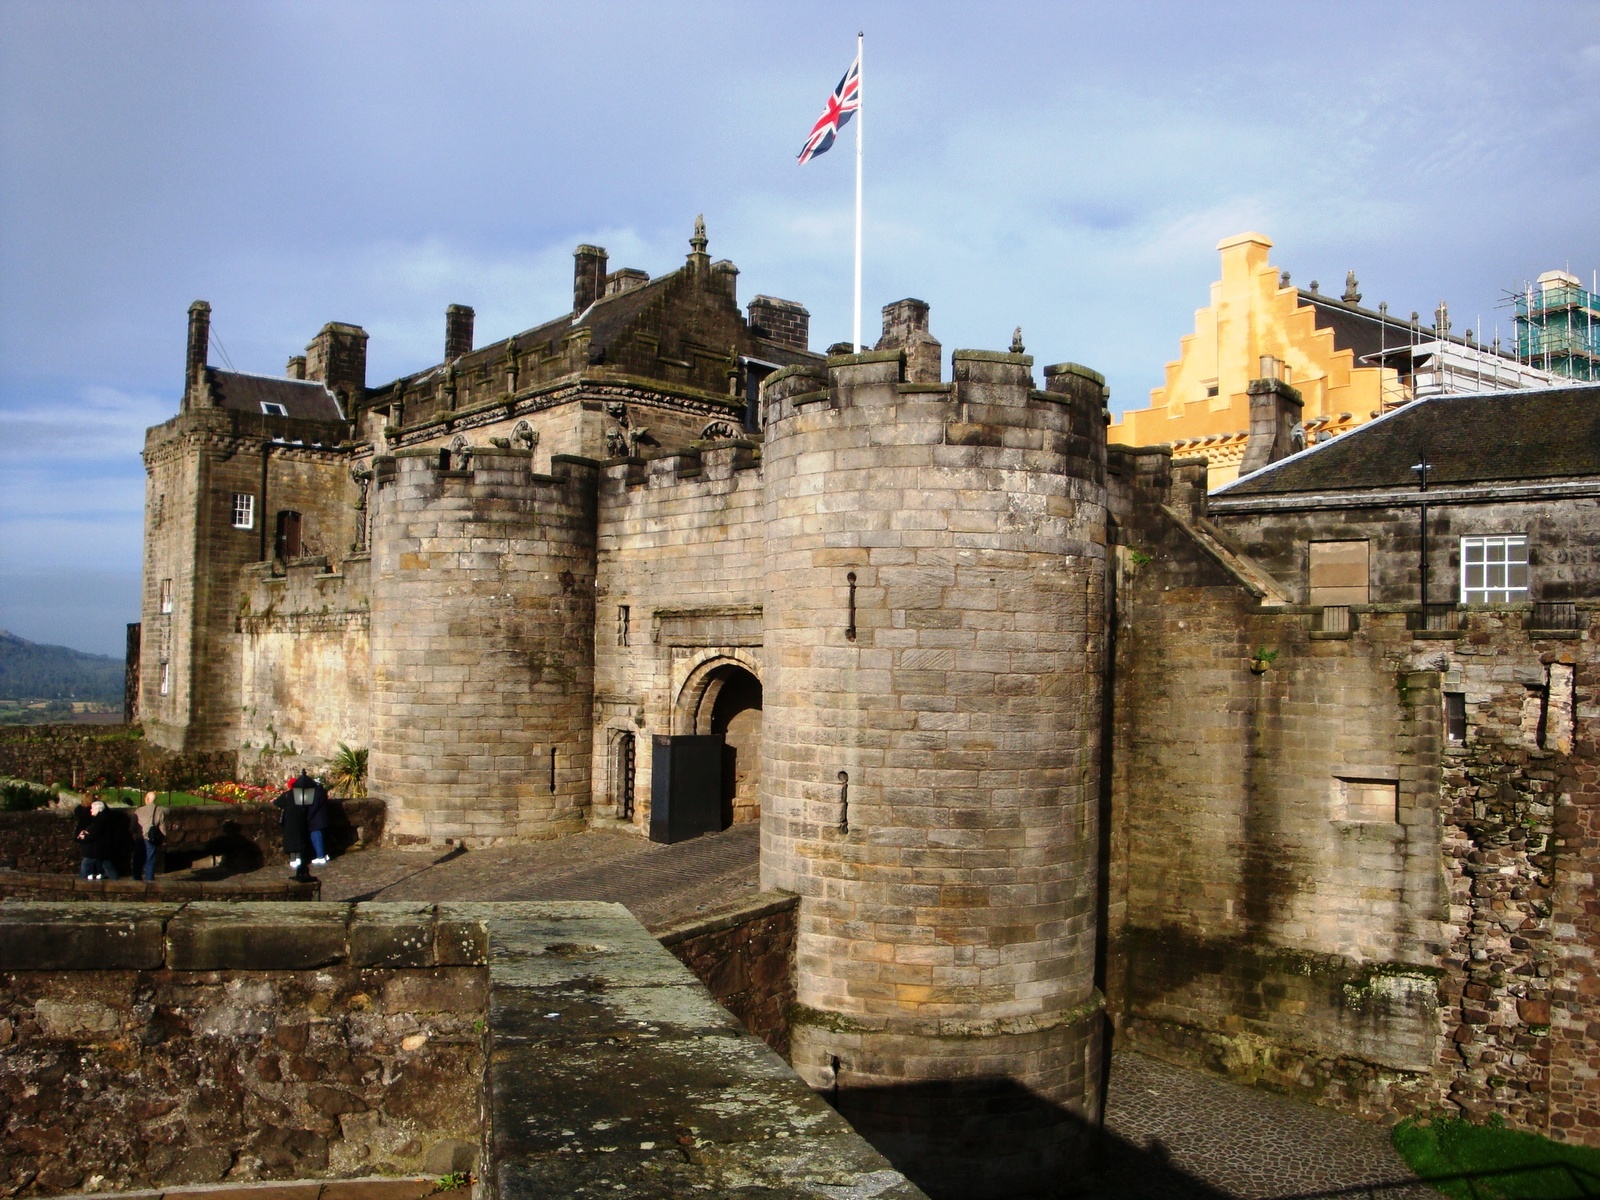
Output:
[{"xmin": 2, "ymin": 1, "xmax": 1597, "ymax": 657}]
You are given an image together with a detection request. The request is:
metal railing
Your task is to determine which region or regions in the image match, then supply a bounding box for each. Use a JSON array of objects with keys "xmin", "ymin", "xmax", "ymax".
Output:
[
  {"xmin": 1409, "ymin": 604, "xmax": 1461, "ymax": 632},
  {"xmin": 1530, "ymin": 601, "xmax": 1582, "ymax": 632}
]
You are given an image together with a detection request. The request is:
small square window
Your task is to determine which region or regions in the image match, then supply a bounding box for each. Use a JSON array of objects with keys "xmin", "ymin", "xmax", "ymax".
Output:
[
  {"xmin": 261, "ymin": 401, "xmax": 289, "ymax": 416},
  {"xmin": 232, "ymin": 493, "xmax": 255, "ymax": 529},
  {"xmin": 159, "ymin": 579, "xmax": 173, "ymax": 614}
]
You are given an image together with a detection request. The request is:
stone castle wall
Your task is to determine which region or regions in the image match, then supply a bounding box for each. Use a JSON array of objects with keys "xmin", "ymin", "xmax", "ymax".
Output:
[
  {"xmin": 1108, "ymin": 453, "xmax": 1600, "ymax": 1140},
  {"xmin": 592, "ymin": 439, "xmax": 767, "ymax": 831},
  {"xmin": 369, "ymin": 449, "xmax": 598, "ymax": 843},
  {"xmin": 759, "ymin": 350, "xmax": 1111, "ymax": 1198},
  {"xmin": 238, "ymin": 555, "xmax": 372, "ymax": 784}
]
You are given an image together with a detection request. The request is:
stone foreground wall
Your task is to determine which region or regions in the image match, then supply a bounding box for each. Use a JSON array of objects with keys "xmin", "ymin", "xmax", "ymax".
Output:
[
  {"xmin": 658, "ymin": 894, "xmax": 796, "ymax": 1058},
  {"xmin": 0, "ymin": 903, "xmax": 486, "ymax": 1195},
  {"xmin": 1, "ymin": 901, "xmax": 924, "ymax": 1200},
  {"xmin": 0, "ymin": 725, "xmax": 233, "ymax": 794}
]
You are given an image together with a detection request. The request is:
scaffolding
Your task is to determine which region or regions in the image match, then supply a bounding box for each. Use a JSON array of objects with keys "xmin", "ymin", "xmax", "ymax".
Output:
[{"xmin": 1512, "ymin": 270, "xmax": 1600, "ymax": 382}]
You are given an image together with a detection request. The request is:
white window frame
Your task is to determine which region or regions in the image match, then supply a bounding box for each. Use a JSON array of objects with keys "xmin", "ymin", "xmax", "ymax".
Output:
[
  {"xmin": 232, "ymin": 493, "xmax": 255, "ymax": 529},
  {"xmin": 1460, "ymin": 534, "xmax": 1529, "ymax": 605},
  {"xmin": 159, "ymin": 579, "xmax": 173, "ymax": 614},
  {"xmin": 159, "ymin": 661, "xmax": 170, "ymax": 696}
]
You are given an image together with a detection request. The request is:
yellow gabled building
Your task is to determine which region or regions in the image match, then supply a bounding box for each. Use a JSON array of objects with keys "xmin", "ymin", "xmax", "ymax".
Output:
[{"xmin": 1110, "ymin": 232, "xmax": 1399, "ymax": 486}]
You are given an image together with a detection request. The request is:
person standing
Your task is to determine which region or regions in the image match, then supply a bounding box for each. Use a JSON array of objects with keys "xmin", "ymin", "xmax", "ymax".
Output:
[
  {"xmin": 79, "ymin": 800, "xmax": 120, "ymax": 880},
  {"xmin": 134, "ymin": 792, "xmax": 166, "ymax": 881},
  {"xmin": 274, "ymin": 772, "xmax": 314, "ymax": 874},
  {"xmin": 307, "ymin": 776, "xmax": 332, "ymax": 865},
  {"xmin": 73, "ymin": 795, "xmax": 95, "ymax": 877}
]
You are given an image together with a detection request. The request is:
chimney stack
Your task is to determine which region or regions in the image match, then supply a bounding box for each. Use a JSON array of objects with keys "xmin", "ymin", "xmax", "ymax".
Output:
[
  {"xmin": 573, "ymin": 244, "xmax": 608, "ymax": 314},
  {"xmin": 186, "ymin": 301, "xmax": 211, "ymax": 394},
  {"xmin": 875, "ymin": 297, "xmax": 942, "ymax": 383},
  {"xmin": 286, "ymin": 355, "xmax": 307, "ymax": 380},
  {"xmin": 1239, "ymin": 377, "xmax": 1304, "ymax": 477},
  {"xmin": 445, "ymin": 304, "xmax": 475, "ymax": 361},
  {"xmin": 748, "ymin": 296, "xmax": 811, "ymax": 353}
]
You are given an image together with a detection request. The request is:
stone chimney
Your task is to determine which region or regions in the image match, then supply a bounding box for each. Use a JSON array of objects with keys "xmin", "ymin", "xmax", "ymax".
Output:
[
  {"xmin": 185, "ymin": 301, "xmax": 211, "ymax": 398},
  {"xmin": 875, "ymin": 297, "xmax": 942, "ymax": 384},
  {"xmin": 747, "ymin": 296, "xmax": 810, "ymax": 352},
  {"xmin": 304, "ymin": 322, "xmax": 369, "ymax": 407},
  {"xmin": 573, "ymin": 245, "xmax": 608, "ymax": 314},
  {"xmin": 445, "ymin": 304, "xmax": 475, "ymax": 361},
  {"xmin": 1238, "ymin": 376, "xmax": 1304, "ymax": 477},
  {"xmin": 286, "ymin": 355, "xmax": 307, "ymax": 380}
]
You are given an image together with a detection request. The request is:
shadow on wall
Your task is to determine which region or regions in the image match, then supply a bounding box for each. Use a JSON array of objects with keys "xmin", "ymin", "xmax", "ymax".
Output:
[{"xmin": 830, "ymin": 1077, "xmax": 1230, "ymax": 1200}]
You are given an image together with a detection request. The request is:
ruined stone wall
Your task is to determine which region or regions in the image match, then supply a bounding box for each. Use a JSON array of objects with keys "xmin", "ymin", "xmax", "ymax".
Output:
[
  {"xmin": 592, "ymin": 440, "xmax": 767, "ymax": 832},
  {"xmin": 1112, "ymin": 459, "xmax": 1600, "ymax": 1141},
  {"xmin": 0, "ymin": 903, "xmax": 485, "ymax": 1196},
  {"xmin": 760, "ymin": 351, "xmax": 1110, "ymax": 1199},
  {"xmin": 238, "ymin": 557, "xmax": 372, "ymax": 784},
  {"xmin": 369, "ymin": 449, "xmax": 598, "ymax": 844}
]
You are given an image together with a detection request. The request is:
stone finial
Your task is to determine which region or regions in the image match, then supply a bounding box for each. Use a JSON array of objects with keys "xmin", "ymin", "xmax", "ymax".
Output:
[
  {"xmin": 1342, "ymin": 271, "xmax": 1361, "ymax": 304},
  {"xmin": 1435, "ymin": 301, "xmax": 1450, "ymax": 335},
  {"xmin": 1010, "ymin": 327, "xmax": 1025, "ymax": 354},
  {"xmin": 1310, "ymin": 280, "xmax": 1320, "ymax": 294},
  {"xmin": 1378, "ymin": 301, "xmax": 1388, "ymax": 316},
  {"xmin": 1279, "ymin": 270, "xmax": 1291, "ymax": 288},
  {"xmin": 690, "ymin": 215, "xmax": 708, "ymax": 255}
]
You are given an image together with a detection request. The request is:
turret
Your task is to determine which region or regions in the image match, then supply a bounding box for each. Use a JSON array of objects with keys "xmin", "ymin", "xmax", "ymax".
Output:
[{"xmin": 760, "ymin": 333, "xmax": 1110, "ymax": 1198}]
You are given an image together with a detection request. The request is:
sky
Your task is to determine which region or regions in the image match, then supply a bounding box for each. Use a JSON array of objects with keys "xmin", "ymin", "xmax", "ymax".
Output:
[{"xmin": 1, "ymin": 1, "xmax": 1597, "ymax": 658}]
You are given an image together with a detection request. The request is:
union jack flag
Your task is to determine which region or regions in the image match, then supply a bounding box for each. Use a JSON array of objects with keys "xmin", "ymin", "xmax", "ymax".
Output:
[{"xmin": 797, "ymin": 56, "xmax": 860, "ymax": 165}]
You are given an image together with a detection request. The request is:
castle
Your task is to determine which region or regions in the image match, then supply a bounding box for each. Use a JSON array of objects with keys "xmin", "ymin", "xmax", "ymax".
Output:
[{"xmin": 139, "ymin": 219, "xmax": 1600, "ymax": 1193}]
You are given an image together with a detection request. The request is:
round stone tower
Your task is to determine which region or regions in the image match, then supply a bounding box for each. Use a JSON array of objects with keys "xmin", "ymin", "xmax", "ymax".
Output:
[
  {"xmin": 761, "ymin": 349, "xmax": 1110, "ymax": 1198},
  {"xmin": 369, "ymin": 446, "xmax": 598, "ymax": 843}
]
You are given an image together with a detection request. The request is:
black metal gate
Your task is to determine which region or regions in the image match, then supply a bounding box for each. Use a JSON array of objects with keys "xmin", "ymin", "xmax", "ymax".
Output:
[{"xmin": 649, "ymin": 734, "xmax": 723, "ymax": 844}]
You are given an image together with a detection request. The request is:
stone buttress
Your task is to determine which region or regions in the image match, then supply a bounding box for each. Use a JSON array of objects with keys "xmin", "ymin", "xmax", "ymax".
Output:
[
  {"xmin": 369, "ymin": 448, "xmax": 598, "ymax": 842},
  {"xmin": 760, "ymin": 349, "xmax": 1111, "ymax": 1197}
]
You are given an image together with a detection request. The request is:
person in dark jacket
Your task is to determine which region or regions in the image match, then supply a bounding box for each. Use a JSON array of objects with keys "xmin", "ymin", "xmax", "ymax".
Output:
[
  {"xmin": 73, "ymin": 796, "xmax": 94, "ymax": 877},
  {"xmin": 78, "ymin": 800, "xmax": 121, "ymax": 880},
  {"xmin": 274, "ymin": 772, "xmax": 315, "ymax": 873},
  {"xmin": 307, "ymin": 777, "xmax": 332, "ymax": 865}
]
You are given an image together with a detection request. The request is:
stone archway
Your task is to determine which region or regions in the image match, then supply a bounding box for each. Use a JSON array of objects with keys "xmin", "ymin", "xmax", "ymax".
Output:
[{"xmin": 674, "ymin": 655, "xmax": 762, "ymax": 827}]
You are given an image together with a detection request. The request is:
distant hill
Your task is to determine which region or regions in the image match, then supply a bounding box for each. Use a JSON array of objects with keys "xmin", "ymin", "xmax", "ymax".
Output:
[{"xmin": 0, "ymin": 630, "xmax": 125, "ymax": 704}]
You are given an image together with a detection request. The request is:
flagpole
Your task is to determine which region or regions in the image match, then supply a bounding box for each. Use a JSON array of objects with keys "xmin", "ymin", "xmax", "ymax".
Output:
[{"xmin": 853, "ymin": 30, "xmax": 864, "ymax": 352}]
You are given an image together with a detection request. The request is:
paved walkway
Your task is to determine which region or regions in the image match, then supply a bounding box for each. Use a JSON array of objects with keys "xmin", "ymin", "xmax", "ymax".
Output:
[
  {"xmin": 224, "ymin": 827, "xmax": 1430, "ymax": 1198},
  {"xmin": 235, "ymin": 821, "xmax": 764, "ymax": 933}
]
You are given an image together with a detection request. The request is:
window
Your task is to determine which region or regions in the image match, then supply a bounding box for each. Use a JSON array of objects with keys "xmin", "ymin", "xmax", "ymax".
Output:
[
  {"xmin": 232, "ymin": 493, "xmax": 255, "ymax": 529},
  {"xmin": 159, "ymin": 661, "xmax": 170, "ymax": 696},
  {"xmin": 260, "ymin": 401, "xmax": 289, "ymax": 416},
  {"xmin": 1203, "ymin": 380, "xmax": 1220, "ymax": 399},
  {"xmin": 153, "ymin": 493, "xmax": 165, "ymax": 527},
  {"xmin": 1332, "ymin": 776, "xmax": 1398, "ymax": 823},
  {"xmin": 1309, "ymin": 540, "xmax": 1370, "ymax": 606},
  {"xmin": 617, "ymin": 605, "xmax": 630, "ymax": 647},
  {"xmin": 159, "ymin": 579, "xmax": 173, "ymax": 614},
  {"xmin": 1461, "ymin": 535, "xmax": 1529, "ymax": 604},
  {"xmin": 1444, "ymin": 692, "xmax": 1466, "ymax": 744}
]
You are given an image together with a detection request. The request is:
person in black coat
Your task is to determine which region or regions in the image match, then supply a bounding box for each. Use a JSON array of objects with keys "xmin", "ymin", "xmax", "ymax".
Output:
[
  {"xmin": 78, "ymin": 800, "xmax": 121, "ymax": 880},
  {"xmin": 274, "ymin": 772, "xmax": 316, "ymax": 873}
]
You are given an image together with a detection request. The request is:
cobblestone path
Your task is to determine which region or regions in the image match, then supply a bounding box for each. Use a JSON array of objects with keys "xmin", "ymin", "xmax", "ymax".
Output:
[
  {"xmin": 1092, "ymin": 1050, "xmax": 1429, "ymax": 1199},
  {"xmin": 245, "ymin": 830, "xmax": 1431, "ymax": 1197},
  {"xmin": 287, "ymin": 821, "xmax": 763, "ymax": 933}
]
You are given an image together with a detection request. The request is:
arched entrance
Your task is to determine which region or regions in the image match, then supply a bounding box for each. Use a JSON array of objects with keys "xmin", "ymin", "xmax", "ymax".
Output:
[{"xmin": 675, "ymin": 657, "xmax": 762, "ymax": 827}]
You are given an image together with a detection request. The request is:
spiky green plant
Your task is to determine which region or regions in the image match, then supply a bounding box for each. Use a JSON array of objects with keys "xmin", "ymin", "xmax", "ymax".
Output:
[{"xmin": 326, "ymin": 743, "xmax": 368, "ymax": 798}]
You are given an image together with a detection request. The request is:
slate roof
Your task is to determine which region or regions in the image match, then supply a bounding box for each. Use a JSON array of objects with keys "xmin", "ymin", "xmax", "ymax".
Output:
[
  {"xmin": 1217, "ymin": 384, "xmax": 1600, "ymax": 496},
  {"xmin": 207, "ymin": 369, "xmax": 346, "ymax": 423}
]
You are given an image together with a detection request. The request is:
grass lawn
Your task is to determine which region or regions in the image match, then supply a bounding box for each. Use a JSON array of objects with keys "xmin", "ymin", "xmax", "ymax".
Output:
[
  {"xmin": 98, "ymin": 786, "xmax": 219, "ymax": 807},
  {"xmin": 1394, "ymin": 1115, "xmax": 1600, "ymax": 1198}
]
